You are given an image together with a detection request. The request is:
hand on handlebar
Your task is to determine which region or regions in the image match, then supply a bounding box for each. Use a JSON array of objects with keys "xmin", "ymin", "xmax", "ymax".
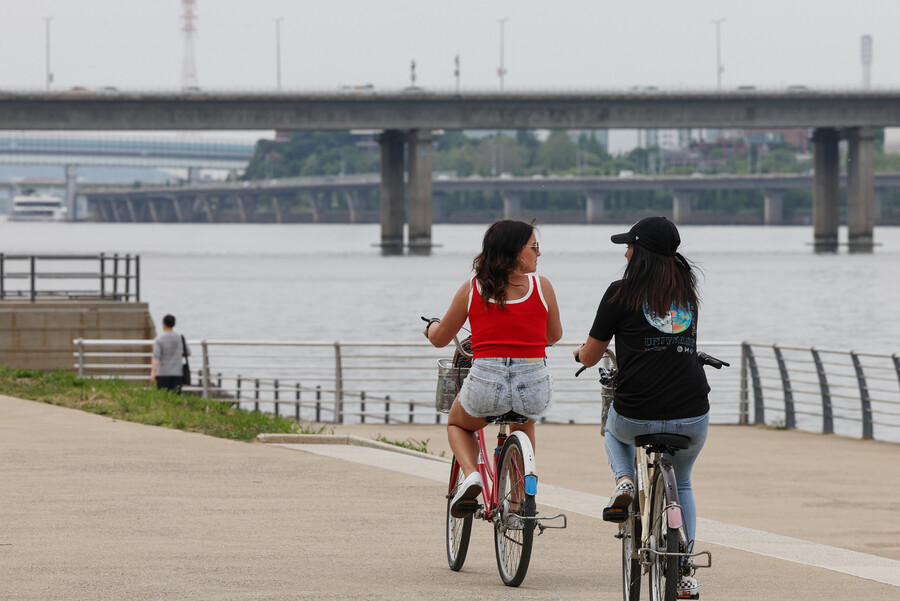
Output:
[{"xmin": 420, "ymin": 315, "xmax": 441, "ymax": 339}]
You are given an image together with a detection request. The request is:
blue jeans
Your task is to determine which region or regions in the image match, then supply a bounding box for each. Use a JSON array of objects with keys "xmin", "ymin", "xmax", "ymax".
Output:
[{"xmin": 604, "ymin": 405, "xmax": 709, "ymax": 544}]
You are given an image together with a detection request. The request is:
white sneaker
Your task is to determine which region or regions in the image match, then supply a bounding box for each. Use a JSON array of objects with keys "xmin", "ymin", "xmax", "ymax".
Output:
[
  {"xmin": 676, "ymin": 574, "xmax": 700, "ymax": 599},
  {"xmin": 449, "ymin": 472, "xmax": 483, "ymax": 518}
]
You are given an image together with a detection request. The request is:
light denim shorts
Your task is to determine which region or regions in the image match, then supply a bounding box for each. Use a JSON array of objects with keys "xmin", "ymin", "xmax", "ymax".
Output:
[{"xmin": 458, "ymin": 358, "xmax": 553, "ymax": 420}]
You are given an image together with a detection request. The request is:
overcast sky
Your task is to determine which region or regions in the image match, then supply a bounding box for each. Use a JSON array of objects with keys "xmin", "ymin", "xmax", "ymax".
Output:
[
  {"xmin": 3, "ymin": 0, "xmax": 897, "ymax": 91},
  {"xmin": 3, "ymin": 1, "xmax": 899, "ymax": 152}
]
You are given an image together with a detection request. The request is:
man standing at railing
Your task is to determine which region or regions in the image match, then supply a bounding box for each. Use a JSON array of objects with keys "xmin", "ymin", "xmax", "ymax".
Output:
[{"xmin": 150, "ymin": 314, "xmax": 191, "ymax": 394}]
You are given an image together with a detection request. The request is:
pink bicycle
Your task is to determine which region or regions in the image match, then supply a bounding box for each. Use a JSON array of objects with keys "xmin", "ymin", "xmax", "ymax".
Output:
[{"xmin": 436, "ymin": 335, "xmax": 566, "ymax": 587}]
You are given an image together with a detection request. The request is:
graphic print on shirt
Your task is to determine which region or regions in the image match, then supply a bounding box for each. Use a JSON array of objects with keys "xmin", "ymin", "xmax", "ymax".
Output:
[{"xmin": 643, "ymin": 301, "xmax": 692, "ymax": 334}]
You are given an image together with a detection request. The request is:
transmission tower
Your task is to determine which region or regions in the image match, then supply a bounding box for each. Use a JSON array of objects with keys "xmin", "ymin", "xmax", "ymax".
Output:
[{"xmin": 181, "ymin": 0, "xmax": 198, "ymax": 89}]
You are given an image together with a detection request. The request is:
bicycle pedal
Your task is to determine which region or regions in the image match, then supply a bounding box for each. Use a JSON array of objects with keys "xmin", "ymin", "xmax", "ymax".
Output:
[
  {"xmin": 454, "ymin": 499, "xmax": 480, "ymax": 515},
  {"xmin": 602, "ymin": 507, "xmax": 628, "ymax": 523}
]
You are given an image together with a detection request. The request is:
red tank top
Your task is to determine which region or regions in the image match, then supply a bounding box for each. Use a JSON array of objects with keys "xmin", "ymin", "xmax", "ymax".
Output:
[{"xmin": 468, "ymin": 275, "xmax": 549, "ymax": 358}]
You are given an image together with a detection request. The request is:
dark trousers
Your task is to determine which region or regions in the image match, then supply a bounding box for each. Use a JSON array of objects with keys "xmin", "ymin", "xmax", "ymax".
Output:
[{"xmin": 156, "ymin": 376, "xmax": 184, "ymax": 394}]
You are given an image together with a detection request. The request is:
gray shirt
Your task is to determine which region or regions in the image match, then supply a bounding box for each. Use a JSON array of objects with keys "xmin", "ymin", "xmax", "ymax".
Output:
[{"xmin": 152, "ymin": 331, "xmax": 190, "ymax": 377}]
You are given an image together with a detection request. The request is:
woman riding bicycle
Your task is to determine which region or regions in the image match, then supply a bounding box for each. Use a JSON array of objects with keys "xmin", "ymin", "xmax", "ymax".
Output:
[
  {"xmin": 574, "ymin": 216, "xmax": 709, "ymax": 599},
  {"xmin": 424, "ymin": 219, "xmax": 562, "ymax": 518}
]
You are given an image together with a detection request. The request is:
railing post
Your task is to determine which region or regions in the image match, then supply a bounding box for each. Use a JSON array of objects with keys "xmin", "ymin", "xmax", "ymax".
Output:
[
  {"xmin": 274, "ymin": 380, "xmax": 280, "ymax": 416},
  {"xmin": 893, "ymin": 355, "xmax": 900, "ymax": 396},
  {"xmin": 135, "ymin": 255, "xmax": 141, "ymax": 302},
  {"xmin": 76, "ymin": 338, "xmax": 85, "ymax": 377},
  {"xmin": 99, "ymin": 253, "xmax": 105, "ymax": 299},
  {"xmin": 236, "ymin": 375, "xmax": 242, "ymax": 400},
  {"xmin": 744, "ymin": 343, "xmax": 764, "ymax": 424},
  {"xmin": 773, "ymin": 345, "xmax": 795, "ymax": 429},
  {"xmin": 112, "ymin": 253, "xmax": 120, "ymax": 299},
  {"xmin": 315, "ymin": 385, "xmax": 322, "ymax": 422},
  {"xmin": 201, "ymin": 341, "xmax": 211, "ymax": 399},
  {"xmin": 810, "ymin": 348, "xmax": 834, "ymax": 434},
  {"xmin": 360, "ymin": 391, "xmax": 366, "ymax": 424},
  {"xmin": 408, "ymin": 402, "xmax": 414, "ymax": 424},
  {"xmin": 295, "ymin": 383, "xmax": 301, "ymax": 421},
  {"xmin": 124, "ymin": 254, "xmax": 132, "ymax": 301},
  {"xmin": 850, "ymin": 352, "xmax": 874, "ymax": 440},
  {"xmin": 739, "ymin": 342, "xmax": 749, "ymax": 424},
  {"xmin": 333, "ymin": 342, "xmax": 344, "ymax": 424},
  {"xmin": 30, "ymin": 255, "xmax": 36, "ymax": 302},
  {"xmin": 0, "ymin": 252, "xmax": 5, "ymax": 299},
  {"xmin": 384, "ymin": 395, "xmax": 390, "ymax": 424},
  {"xmin": 255, "ymin": 379, "xmax": 261, "ymax": 412}
]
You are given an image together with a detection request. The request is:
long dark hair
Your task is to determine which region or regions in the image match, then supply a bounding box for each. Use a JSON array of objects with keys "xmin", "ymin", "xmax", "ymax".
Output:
[
  {"xmin": 472, "ymin": 219, "xmax": 535, "ymax": 308},
  {"xmin": 611, "ymin": 245, "xmax": 700, "ymax": 316}
]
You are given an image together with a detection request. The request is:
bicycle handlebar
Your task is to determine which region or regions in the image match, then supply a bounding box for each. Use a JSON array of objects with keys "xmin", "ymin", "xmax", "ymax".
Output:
[{"xmin": 421, "ymin": 315, "xmax": 473, "ymax": 358}]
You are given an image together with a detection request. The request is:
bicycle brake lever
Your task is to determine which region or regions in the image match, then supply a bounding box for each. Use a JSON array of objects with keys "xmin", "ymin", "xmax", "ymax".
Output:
[{"xmin": 575, "ymin": 365, "xmax": 587, "ymax": 377}]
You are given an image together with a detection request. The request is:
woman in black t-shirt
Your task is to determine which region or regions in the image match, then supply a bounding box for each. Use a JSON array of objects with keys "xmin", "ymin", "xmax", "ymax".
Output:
[{"xmin": 575, "ymin": 216, "xmax": 709, "ymax": 599}]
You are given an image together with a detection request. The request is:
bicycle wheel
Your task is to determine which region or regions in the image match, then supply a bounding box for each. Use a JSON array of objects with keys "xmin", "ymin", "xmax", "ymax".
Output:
[
  {"xmin": 493, "ymin": 435, "xmax": 535, "ymax": 587},
  {"xmin": 446, "ymin": 459, "xmax": 473, "ymax": 571},
  {"xmin": 620, "ymin": 493, "xmax": 642, "ymax": 601},
  {"xmin": 647, "ymin": 466, "xmax": 687, "ymax": 601}
]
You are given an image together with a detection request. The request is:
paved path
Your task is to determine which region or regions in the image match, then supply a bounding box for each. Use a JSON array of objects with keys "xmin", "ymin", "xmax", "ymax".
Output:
[{"xmin": 2, "ymin": 394, "xmax": 898, "ymax": 600}]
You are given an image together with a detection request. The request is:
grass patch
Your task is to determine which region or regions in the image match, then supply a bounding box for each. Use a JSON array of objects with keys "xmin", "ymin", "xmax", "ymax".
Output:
[
  {"xmin": 0, "ymin": 367, "xmax": 303, "ymax": 441},
  {"xmin": 374, "ymin": 435, "xmax": 444, "ymax": 457}
]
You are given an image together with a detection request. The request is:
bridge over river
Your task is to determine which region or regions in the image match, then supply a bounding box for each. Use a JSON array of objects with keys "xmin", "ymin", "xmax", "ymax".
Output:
[
  {"xmin": 2, "ymin": 88, "xmax": 898, "ymax": 251},
  {"xmin": 82, "ymin": 171, "xmax": 900, "ymax": 229}
]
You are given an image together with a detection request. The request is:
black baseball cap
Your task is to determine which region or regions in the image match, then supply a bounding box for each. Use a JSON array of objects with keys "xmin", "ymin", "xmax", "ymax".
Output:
[{"xmin": 611, "ymin": 216, "xmax": 681, "ymax": 256}]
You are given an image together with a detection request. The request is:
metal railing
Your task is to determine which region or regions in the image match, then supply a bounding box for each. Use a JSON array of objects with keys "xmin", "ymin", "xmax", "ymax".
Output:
[
  {"xmin": 70, "ymin": 338, "xmax": 900, "ymax": 442},
  {"xmin": 742, "ymin": 343, "xmax": 900, "ymax": 441},
  {"xmin": 0, "ymin": 254, "xmax": 140, "ymax": 302}
]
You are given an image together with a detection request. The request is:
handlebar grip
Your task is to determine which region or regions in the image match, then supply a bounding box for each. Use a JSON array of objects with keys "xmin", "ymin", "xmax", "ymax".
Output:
[{"xmin": 698, "ymin": 351, "xmax": 730, "ymax": 369}]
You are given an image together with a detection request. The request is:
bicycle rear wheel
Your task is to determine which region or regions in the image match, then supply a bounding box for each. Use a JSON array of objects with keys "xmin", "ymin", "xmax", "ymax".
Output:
[
  {"xmin": 648, "ymin": 466, "xmax": 687, "ymax": 601},
  {"xmin": 446, "ymin": 459, "xmax": 473, "ymax": 571},
  {"xmin": 493, "ymin": 435, "xmax": 535, "ymax": 587},
  {"xmin": 620, "ymin": 493, "xmax": 642, "ymax": 601}
]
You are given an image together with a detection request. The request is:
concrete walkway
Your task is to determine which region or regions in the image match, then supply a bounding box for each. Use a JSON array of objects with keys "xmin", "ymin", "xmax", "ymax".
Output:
[{"xmin": 2, "ymin": 394, "xmax": 898, "ymax": 601}]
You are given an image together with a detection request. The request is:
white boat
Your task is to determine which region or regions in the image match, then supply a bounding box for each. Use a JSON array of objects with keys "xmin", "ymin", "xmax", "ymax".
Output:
[{"xmin": 8, "ymin": 193, "xmax": 68, "ymax": 222}]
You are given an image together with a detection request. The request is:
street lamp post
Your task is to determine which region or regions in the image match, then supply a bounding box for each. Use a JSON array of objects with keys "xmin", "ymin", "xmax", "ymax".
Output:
[
  {"xmin": 712, "ymin": 18, "xmax": 725, "ymax": 90},
  {"xmin": 44, "ymin": 16, "xmax": 54, "ymax": 90},
  {"xmin": 274, "ymin": 17, "xmax": 284, "ymax": 90},
  {"xmin": 497, "ymin": 18, "xmax": 508, "ymax": 90}
]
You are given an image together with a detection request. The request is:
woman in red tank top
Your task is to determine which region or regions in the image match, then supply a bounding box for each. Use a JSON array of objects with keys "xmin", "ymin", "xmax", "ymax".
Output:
[{"xmin": 425, "ymin": 220, "xmax": 562, "ymax": 516}]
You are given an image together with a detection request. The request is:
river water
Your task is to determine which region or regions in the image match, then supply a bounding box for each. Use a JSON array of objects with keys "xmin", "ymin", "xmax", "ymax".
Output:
[{"xmin": 1, "ymin": 220, "xmax": 898, "ymax": 354}]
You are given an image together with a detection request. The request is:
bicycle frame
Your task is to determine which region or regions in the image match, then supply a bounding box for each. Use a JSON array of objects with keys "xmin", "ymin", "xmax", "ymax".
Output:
[
  {"xmin": 449, "ymin": 425, "xmax": 539, "ymax": 523},
  {"xmin": 631, "ymin": 447, "xmax": 711, "ymax": 570}
]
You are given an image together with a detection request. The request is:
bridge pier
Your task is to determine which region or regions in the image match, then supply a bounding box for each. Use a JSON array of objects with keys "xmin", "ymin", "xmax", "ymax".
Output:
[
  {"xmin": 501, "ymin": 191, "xmax": 523, "ymax": 220},
  {"xmin": 407, "ymin": 130, "xmax": 434, "ymax": 254},
  {"xmin": 763, "ymin": 189, "xmax": 784, "ymax": 225},
  {"xmin": 584, "ymin": 191, "xmax": 606, "ymax": 224},
  {"xmin": 147, "ymin": 198, "xmax": 160, "ymax": 223},
  {"xmin": 64, "ymin": 165, "xmax": 78, "ymax": 221},
  {"xmin": 672, "ymin": 190, "xmax": 693, "ymax": 224},
  {"xmin": 812, "ymin": 128, "xmax": 840, "ymax": 252},
  {"xmin": 345, "ymin": 191, "xmax": 360, "ymax": 223},
  {"xmin": 846, "ymin": 127, "xmax": 875, "ymax": 253},
  {"xmin": 378, "ymin": 130, "xmax": 405, "ymax": 254}
]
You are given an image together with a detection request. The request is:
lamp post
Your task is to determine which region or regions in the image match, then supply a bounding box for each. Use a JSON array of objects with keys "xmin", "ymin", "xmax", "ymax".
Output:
[
  {"xmin": 497, "ymin": 18, "xmax": 508, "ymax": 91},
  {"xmin": 712, "ymin": 18, "xmax": 725, "ymax": 90},
  {"xmin": 274, "ymin": 17, "xmax": 284, "ymax": 90},
  {"xmin": 44, "ymin": 16, "xmax": 54, "ymax": 90}
]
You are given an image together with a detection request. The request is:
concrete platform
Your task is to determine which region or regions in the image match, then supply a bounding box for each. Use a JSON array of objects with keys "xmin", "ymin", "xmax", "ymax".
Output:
[{"xmin": 1, "ymin": 394, "xmax": 897, "ymax": 600}]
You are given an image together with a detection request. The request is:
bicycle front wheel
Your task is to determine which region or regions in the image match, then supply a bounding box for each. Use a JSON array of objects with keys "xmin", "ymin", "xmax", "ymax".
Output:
[
  {"xmin": 621, "ymin": 493, "xmax": 642, "ymax": 601},
  {"xmin": 648, "ymin": 465, "xmax": 687, "ymax": 601},
  {"xmin": 446, "ymin": 459, "xmax": 473, "ymax": 571},
  {"xmin": 493, "ymin": 435, "xmax": 535, "ymax": 587}
]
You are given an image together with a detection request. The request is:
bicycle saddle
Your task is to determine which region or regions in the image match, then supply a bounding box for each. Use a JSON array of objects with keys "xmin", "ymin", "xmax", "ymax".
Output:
[
  {"xmin": 485, "ymin": 411, "xmax": 530, "ymax": 425},
  {"xmin": 634, "ymin": 433, "xmax": 691, "ymax": 451}
]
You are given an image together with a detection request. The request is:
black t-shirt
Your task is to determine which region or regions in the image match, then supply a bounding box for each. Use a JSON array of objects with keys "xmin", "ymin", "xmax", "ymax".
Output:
[{"xmin": 589, "ymin": 280, "xmax": 710, "ymax": 420}]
